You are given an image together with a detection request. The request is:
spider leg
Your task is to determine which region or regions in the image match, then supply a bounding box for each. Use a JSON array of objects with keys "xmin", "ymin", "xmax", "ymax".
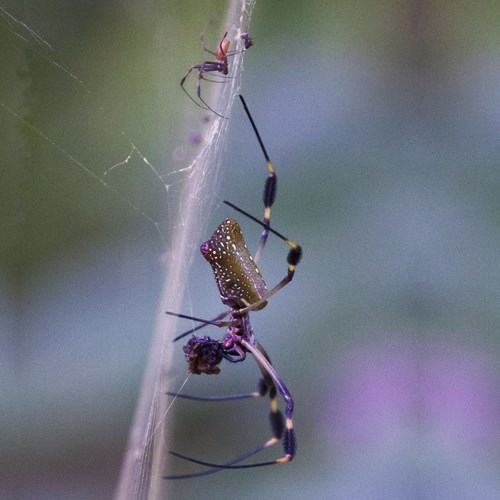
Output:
[
  {"xmin": 221, "ymin": 200, "xmax": 302, "ymax": 314},
  {"xmin": 224, "ymin": 48, "xmax": 249, "ymax": 57},
  {"xmin": 167, "ymin": 341, "xmax": 294, "ymax": 472},
  {"xmin": 167, "ymin": 377, "xmax": 266, "ymax": 402},
  {"xmin": 235, "ymin": 247, "xmax": 301, "ymax": 314},
  {"xmin": 239, "ymin": 339, "xmax": 294, "ymax": 465},
  {"xmin": 166, "ymin": 309, "xmax": 232, "ymax": 342},
  {"xmin": 164, "ymin": 442, "xmax": 270, "ymax": 480},
  {"xmin": 180, "ymin": 65, "xmax": 210, "ymax": 111},
  {"xmin": 180, "ymin": 65, "xmax": 197, "ymax": 87},
  {"xmin": 196, "ymin": 71, "xmax": 227, "ymax": 119},
  {"xmin": 239, "ymin": 95, "xmax": 277, "ymax": 264},
  {"xmin": 200, "ymin": 31, "xmax": 228, "ymax": 58},
  {"xmin": 201, "ymin": 74, "xmax": 234, "ymax": 84},
  {"xmin": 166, "ymin": 390, "xmax": 260, "ymax": 402},
  {"xmin": 181, "ymin": 60, "xmax": 226, "ymax": 112}
]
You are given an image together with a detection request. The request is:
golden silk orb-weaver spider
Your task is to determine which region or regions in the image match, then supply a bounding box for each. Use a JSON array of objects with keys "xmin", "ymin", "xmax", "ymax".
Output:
[{"xmin": 165, "ymin": 95, "xmax": 301, "ymax": 479}]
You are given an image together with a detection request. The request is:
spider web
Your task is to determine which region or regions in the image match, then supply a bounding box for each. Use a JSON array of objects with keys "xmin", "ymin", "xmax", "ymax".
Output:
[
  {"xmin": 0, "ymin": 1, "xmax": 255, "ymax": 498},
  {"xmin": 116, "ymin": 3, "xmax": 257, "ymax": 498}
]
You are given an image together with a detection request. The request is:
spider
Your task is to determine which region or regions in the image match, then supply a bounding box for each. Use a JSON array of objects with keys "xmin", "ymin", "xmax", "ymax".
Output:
[
  {"xmin": 164, "ymin": 95, "xmax": 302, "ymax": 479},
  {"xmin": 180, "ymin": 31, "xmax": 253, "ymax": 118}
]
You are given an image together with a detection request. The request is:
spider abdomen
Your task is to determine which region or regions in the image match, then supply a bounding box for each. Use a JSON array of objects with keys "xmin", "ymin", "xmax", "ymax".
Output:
[{"xmin": 201, "ymin": 218, "xmax": 268, "ymax": 309}]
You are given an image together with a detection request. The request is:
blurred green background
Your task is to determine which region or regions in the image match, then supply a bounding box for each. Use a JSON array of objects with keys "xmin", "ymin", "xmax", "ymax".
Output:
[{"xmin": 2, "ymin": 0, "xmax": 500, "ymax": 498}]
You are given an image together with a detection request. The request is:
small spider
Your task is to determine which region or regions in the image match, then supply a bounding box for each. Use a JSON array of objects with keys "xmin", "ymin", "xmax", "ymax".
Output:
[
  {"xmin": 165, "ymin": 96, "xmax": 301, "ymax": 479},
  {"xmin": 180, "ymin": 31, "xmax": 253, "ymax": 117}
]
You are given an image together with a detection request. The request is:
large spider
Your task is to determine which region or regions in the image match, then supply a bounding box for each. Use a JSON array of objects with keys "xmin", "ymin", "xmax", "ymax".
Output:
[
  {"xmin": 180, "ymin": 31, "xmax": 252, "ymax": 117},
  {"xmin": 165, "ymin": 95, "xmax": 301, "ymax": 479}
]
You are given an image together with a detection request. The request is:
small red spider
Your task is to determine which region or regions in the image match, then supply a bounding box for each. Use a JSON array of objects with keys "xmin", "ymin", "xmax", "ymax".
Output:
[{"xmin": 180, "ymin": 32, "xmax": 253, "ymax": 117}]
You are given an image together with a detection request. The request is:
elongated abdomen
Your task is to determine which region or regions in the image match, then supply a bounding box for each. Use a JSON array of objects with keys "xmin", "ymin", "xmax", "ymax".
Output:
[{"xmin": 201, "ymin": 218, "xmax": 268, "ymax": 309}]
